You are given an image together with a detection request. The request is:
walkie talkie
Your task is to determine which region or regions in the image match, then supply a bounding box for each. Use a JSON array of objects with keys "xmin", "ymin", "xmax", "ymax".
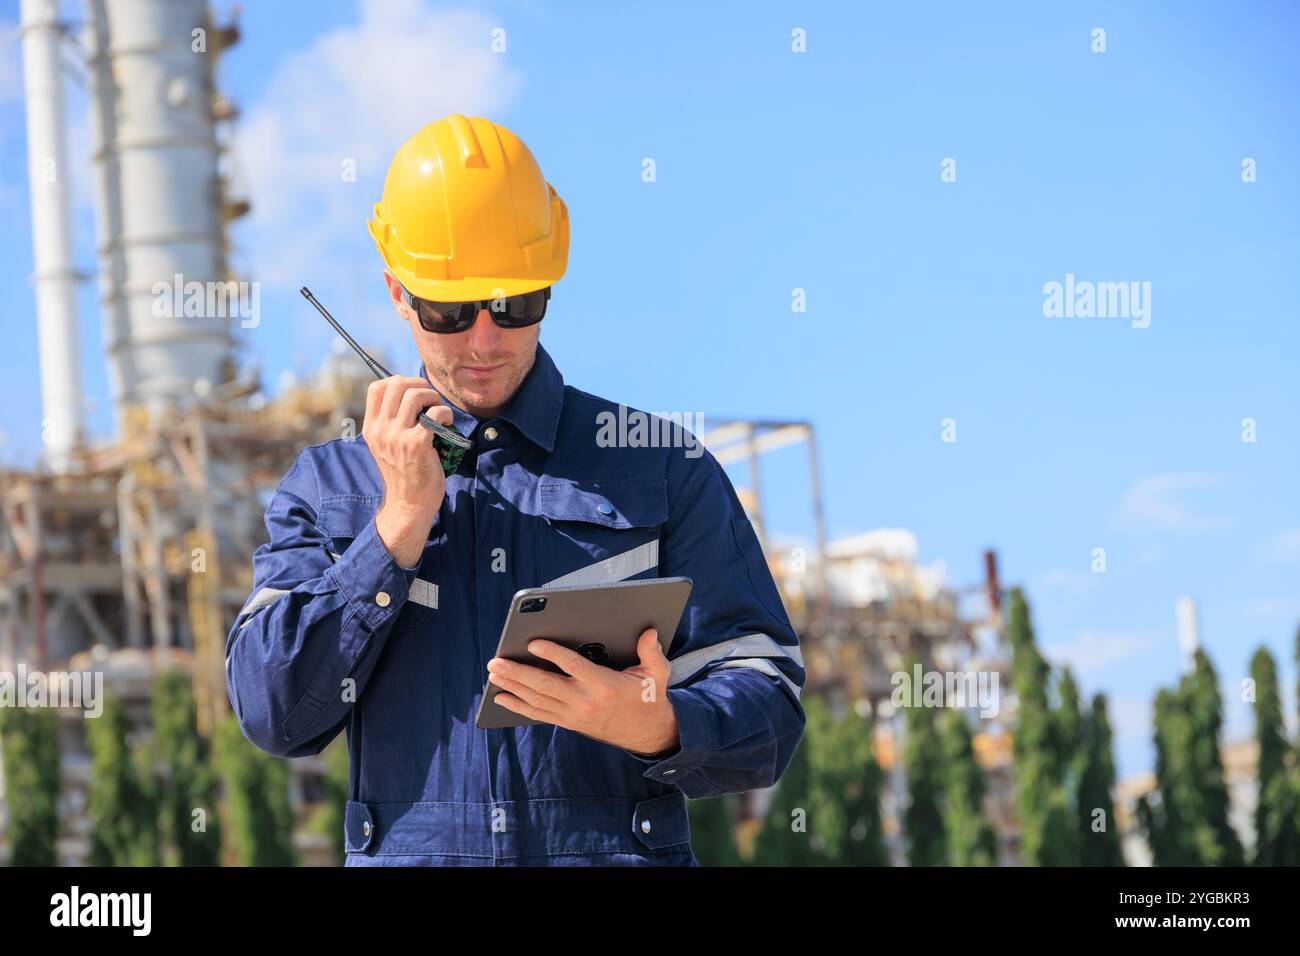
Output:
[{"xmin": 301, "ymin": 287, "xmax": 472, "ymax": 477}]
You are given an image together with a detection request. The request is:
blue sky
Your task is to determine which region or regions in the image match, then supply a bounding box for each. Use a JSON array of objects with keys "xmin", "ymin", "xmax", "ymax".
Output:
[{"xmin": 1, "ymin": 0, "xmax": 1297, "ymax": 780}]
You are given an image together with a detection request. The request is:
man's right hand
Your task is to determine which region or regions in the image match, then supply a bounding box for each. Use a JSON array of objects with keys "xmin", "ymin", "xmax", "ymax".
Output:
[{"xmin": 363, "ymin": 376, "xmax": 453, "ymax": 569}]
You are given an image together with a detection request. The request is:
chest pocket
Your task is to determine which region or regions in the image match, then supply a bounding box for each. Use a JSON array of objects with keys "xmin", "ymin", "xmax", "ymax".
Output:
[
  {"xmin": 536, "ymin": 477, "xmax": 668, "ymax": 587},
  {"xmin": 316, "ymin": 494, "xmax": 439, "ymax": 634}
]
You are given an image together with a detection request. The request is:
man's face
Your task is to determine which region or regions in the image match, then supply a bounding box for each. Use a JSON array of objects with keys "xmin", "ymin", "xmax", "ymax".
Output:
[{"xmin": 384, "ymin": 270, "xmax": 540, "ymax": 419}]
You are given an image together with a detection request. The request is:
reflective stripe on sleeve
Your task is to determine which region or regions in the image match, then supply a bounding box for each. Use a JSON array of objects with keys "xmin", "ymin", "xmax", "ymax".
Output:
[
  {"xmin": 667, "ymin": 633, "xmax": 803, "ymax": 698},
  {"xmin": 541, "ymin": 540, "xmax": 659, "ymax": 588},
  {"xmin": 714, "ymin": 657, "xmax": 802, "ymax": 700},
  {"xmin": 236, "ymin": 586, "xmax": 293, "ymax": 629}
]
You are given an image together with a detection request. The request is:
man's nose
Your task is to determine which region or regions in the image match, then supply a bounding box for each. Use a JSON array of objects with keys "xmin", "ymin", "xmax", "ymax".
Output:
[{"xmin": 465, "ymin": 306, "xmax": 501, "ymax": 350}]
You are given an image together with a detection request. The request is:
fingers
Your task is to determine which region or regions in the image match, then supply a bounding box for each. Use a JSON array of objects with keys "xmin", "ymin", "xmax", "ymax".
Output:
[
  {"xmin": 397, "ymin": 383, "xmax": 446, "ymax": 430},
  {"xmin": 487, "ymin": 658, "xmax": 572, "ymax": 701},
  {"xmin": 525, "ymin": 639, "xmax": 600, "ymax": 681},
  {"xmin": 424, "ymin": 403, "xmax": 454, "ymax": 428},
  {"xmin": 636, "ymin": 628, "xmax": 663, "ymax": 664},
  {"xmin": 379, "ymin": 376, "xmax": 436, "ymax": 425},
  {"xmin": 364, "ymin": 378, "xmax": 384, "ymax": 431},
  {"xmin": 492, "ymin": 692, "xmax": 548, "ymax": 723},
  {"xmin": 488, "ymin": 672, "xmax": 563, "ymax": 714}
]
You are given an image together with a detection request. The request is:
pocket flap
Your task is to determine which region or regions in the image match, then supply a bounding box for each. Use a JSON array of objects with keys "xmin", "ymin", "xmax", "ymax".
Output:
[
  {"xmin": 538, "ymin": 477, "xmax": 668, "ymax": 528},
  {"xmin": 316, "ymin": 495, "xmax": 383, "ymax": 538},
  {"xmin": 632, "ymin": 792, "xmax": 692, "ymax": 850}
]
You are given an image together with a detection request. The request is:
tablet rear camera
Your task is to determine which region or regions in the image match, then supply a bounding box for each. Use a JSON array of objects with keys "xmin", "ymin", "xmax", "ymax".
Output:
[
  {"xmin": 520, "ymin": 597, "xmax": 548, "ymax": 613},
  {"xmin": 576, "ymin": 642, "xmax": 608, "ymax": 665}
]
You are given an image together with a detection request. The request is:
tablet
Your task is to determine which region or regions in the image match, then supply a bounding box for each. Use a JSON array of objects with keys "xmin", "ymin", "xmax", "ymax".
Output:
[{"xmin": 475, "ymin": 577, "xmax": 693, "ymax": 730}]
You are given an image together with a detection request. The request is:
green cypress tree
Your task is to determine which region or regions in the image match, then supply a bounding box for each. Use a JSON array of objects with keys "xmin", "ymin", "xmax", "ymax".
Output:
[
  {"xmin": 834, "ymin": 708, "xmax": 889, "ymax": 866},
  {"xmin": 214, "ymin": 715, "xmax": 297, "ymax": 866},
  {"xmin": 1077, "ymin": 694, "xmax": 1125, "ymax": 865},
  {"xmin": 1249, "ymin": 646, "xmax": 1300, "ymax": 865},
  {"xmin": 1148, "ymin": 686, "xmax": 1199, "ymax": 865},
  {"xmin": 804, "ymin": 699, "xmax": 888, "ymax": 865},
  {"xmin": 687, "ymin": 795, "xmax": 742, "ymax": 866},
  {"xmin": 1185, "ymin": 649, "xmax": 1245, "ymax": 865},
  {"xmin": 1255, "ymin": 769, "xmax": 1300, "ymax": 868},
  {"xmin": 308, "ymin": 734, "xmax": 350, "ymax": 866},
  {"xmin": 86, "ymin": 694, "xmax": 160, "ymax": 865},
  {"xmin": 751, "ymin": 718, "xmax": 818, "ymax": 866},
  {"xmin": 1006, "ymin": 588, "xmax": 1076, "ymax": 864},
  {"xmin": 939, "ymin": 708, "xmax": 997, "ymax": 865},
  {"xmin": 1135, "ymin": 794, "xmax": 1163, "ymax": 864},
  {"xmin": 1055, "ymin": 668, "xmax": 1084, "ymax": 785},
  {"xmin": 901, "ymin": 665, "xmax": 946, "ymax": 866},
  {"xmin": 1147, "ymin": 657, "xmax": 1246, "ymax": 867},
  {"xmin": 152, "ymin": 672, "xmax": 221, "ymax": 866},
  {"xmin": 0, "ymin": 705, "xmax": 61, "ymax": 865},
  {"xmin": 1035, "ymin": 762, "xmax": 1078, "ymax": 866},
  {"xmin": 803, "ymin": 695, "xmax": 850, "ymax": 862}
]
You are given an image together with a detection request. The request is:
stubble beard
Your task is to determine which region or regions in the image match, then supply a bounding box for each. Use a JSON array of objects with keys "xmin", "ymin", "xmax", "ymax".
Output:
[{"xmin": 425, "ymin": 349, "xmax": 535, "ymax": 419}]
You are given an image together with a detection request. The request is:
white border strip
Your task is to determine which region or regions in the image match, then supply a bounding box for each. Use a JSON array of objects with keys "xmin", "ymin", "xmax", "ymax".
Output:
[{"xmin": 409, "ymin": 578, "xmax": 439, "ymax": 609}]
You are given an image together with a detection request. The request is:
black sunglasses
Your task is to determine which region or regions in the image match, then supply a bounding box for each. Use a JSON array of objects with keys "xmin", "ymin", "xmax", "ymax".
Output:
[{"xmin": 401, "ymin": 285, "xmax": 551, "ymax": 334}]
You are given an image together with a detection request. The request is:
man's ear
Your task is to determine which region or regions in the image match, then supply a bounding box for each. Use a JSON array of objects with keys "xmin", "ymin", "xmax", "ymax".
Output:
[{"xmin": 382, "ymin": 268, "xmax": 407, "ymax": 314}]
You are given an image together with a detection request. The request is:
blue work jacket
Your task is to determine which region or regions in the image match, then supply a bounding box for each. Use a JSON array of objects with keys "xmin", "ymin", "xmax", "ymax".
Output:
[{"xmin": 225, "ymin": 342, "xmax": 806, "ymax": 865}]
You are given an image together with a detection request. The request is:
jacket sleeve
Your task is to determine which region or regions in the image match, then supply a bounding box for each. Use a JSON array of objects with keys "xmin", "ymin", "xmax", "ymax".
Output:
[
  {"xmin": 224, "ymin": 448, "xmax": 420, "ymax": 758},
  {"xmin": 623, "ymin": 446, "xmax": 806, "ymax": 799}
]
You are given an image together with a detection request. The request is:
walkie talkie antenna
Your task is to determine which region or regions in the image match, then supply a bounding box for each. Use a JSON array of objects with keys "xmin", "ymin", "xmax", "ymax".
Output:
[
  {"xmin": 301, "ymin": 286, "xmax": 393, "ymax": 378},
  {"xmin": 300, "ymin": 286, "xmax": 472, "ymax": 476}
]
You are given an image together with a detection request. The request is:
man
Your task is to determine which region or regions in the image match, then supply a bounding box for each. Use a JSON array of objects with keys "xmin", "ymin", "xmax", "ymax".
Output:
[{"xmin": 225, "ymin": 114, "xmax": 805, "ymax": 866}]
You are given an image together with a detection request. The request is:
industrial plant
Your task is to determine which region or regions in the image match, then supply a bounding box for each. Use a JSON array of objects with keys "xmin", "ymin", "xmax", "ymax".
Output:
[{"xmin": 2, "ymin": 0, "xmax": 1018, "ymax": 866}]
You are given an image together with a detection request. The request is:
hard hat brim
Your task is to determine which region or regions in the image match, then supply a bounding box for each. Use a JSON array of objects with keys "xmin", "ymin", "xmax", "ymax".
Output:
[{"xmin": 393, "ymin": 272, "xmax": 561, "ymax": 303}]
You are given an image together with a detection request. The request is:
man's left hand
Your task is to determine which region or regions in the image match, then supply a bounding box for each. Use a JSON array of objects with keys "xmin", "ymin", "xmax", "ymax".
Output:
[{"xmin": 486, "ymin": 627, "xmax": 679, "ymax": 756}]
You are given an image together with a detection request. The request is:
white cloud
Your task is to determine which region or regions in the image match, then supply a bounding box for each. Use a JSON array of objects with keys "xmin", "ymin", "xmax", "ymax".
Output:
[
  {"xmin": 1112, "ymin": 472, "xmax": 1234, "ymax": 535},
  {"xmin": 1135, "ymin": 544, "xmax": 1163, "ymax": 565},
  {"xmin": 233, "ymin": 0, "xmax": 523, "ymax": 295},
  {"xmin": 1042, "ymin": 629, "xmax": 1166, "ymax": 676},
  {"xmin": 1258, "ymin": 527, "xmax": 1300, "ymax": 564},
  {"xmin": 1241, "ymin": 597, "xmax": 1300, "ymax": 621},
  {"xmin": 1029, "ymin": 567, "xmax": 1099, "ymax": 596}
]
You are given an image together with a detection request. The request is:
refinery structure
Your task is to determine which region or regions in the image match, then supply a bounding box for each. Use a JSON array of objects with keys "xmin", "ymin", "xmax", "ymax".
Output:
[{"xmin": 2, "ymin": 0, "xmax": 1018, "ymax": 866}]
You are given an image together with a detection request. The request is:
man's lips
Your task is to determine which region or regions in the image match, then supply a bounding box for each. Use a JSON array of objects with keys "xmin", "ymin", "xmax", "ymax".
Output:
[{"xmin": 460, "ymin": 363, "xmax": 505, "ymax": 378}]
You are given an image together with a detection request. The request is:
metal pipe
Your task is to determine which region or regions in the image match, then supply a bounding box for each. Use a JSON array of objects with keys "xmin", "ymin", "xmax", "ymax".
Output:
[
  {"xmin": 85, "ymin": 0, "xmax": 234, "ymax": 419},
  {"xmin": 20, "ymin": 0, "xmax": 85, "ymax": 473}
]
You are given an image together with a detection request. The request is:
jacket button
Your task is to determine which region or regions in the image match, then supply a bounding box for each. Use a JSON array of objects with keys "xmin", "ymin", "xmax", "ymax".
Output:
[
  {"xmin": 362, "ymin": 820, "xmax": 371, "ymax": 837},
  {"xmin": 640, "ymin": 819, "xmax": 652, "ymax": 834},
  {"xmin": 483, "ymin": 426, "xmax": 498, "ymax": 441},
  {"xmin": 375, "ymin": 591, "xmax": 391, "ymax": 607},
  {"xmin": 597, "ymin": 503, "xmax": 613, "ymax": 516}
]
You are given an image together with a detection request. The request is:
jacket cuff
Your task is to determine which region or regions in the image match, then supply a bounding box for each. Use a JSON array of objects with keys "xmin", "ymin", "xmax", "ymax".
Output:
[
  {"xmin": 327, "ymin": 516, "xmax": 419, "ymax": 630},
  {"xmin": 624, "ymin": 685, "xmax": 718, "ymax": 785}
]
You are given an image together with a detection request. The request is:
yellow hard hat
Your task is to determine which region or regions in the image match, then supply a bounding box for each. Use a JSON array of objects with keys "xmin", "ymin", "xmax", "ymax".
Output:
[{"xmin": 368, "ymin": 114, "xmax": 569, "ymax": 302}]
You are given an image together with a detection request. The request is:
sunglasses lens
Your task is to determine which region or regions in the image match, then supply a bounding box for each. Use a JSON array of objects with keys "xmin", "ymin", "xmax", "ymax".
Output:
[
  {"xmin": 501, "ymin": 290, "xmax": 543, "ymax": 327},
  {"xmin": 411, "ymin": 286, "xmax": 549, "ymax": 332},
  {"xmin": 417, "ymin": 301, "xmax": 474, "ymax": 333},
  {"xmin": 497, "ymin": 288, "xmax": 549, "ymax": 326}
]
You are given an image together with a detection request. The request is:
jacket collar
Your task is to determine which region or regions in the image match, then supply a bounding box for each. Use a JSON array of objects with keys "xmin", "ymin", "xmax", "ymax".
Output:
[{"xmin": 415, "ymin": 341, "xmax": 563, "ymax": 454}]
